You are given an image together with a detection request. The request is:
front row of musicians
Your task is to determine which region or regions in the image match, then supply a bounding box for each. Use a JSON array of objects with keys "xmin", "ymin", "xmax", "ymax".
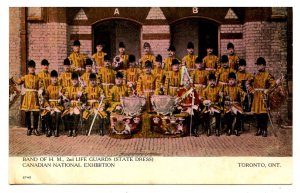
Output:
[{"xmin": 11, "ymin": 54, "xmax": 275, "ymax": 138}]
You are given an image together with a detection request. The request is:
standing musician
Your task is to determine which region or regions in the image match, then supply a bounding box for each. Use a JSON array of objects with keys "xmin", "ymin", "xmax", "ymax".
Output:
[
  {"xmin": 139, "ymin": 42, "xmax": 156, "ymax": 69},
  {"xmin": 203, "ymin": 44, "xmax": 219, "ymax": 74},
  {"xmin": 125, "ymin": 54, "xmax": 141, "ymax": 96},
  {"xmin": 92, "ymin": 41, "xmax": 107, "ymax": 71},
  {"xmin": 236, "ymin": 59, "xmax": 254, "ymax": 112},
  {"xmin": 61, "ymin": 72, "xmax": 85, "ymax": 137},
  {"xmin": 68, "ymin": 40, "xmax": 87, "ymax": 75},
  {"xmin": 190, "ymin": 57, "xmax": 209, "ymax": 98},
  {"xmin": 80, "ymin": 58, "xmax": 94, "ymax": 88},
  {"xmin": 248, "ymin": 57, "xmax": 276, "ymax": 137},
  {"xmin": 163, "ymin": 45, "xmax": 181, "ymax": 71},
  {"xmin": 113, "ymin": 42, "xmax": 129, "ymax": 71},
  {"xmin": 216, "ymin": 55, "xmax": 236, "ymax": 87},
  {"xmin": 136, "ymin": 60, "xmax": 159, "ymax": 112},
  {"xmin": 58, "ymin": 58, "xmax": 73, "ymax": 89},
  {"xmin": 37, "ymin": 59, "xmax": 51, "ymax": 134},
  {"xmin": 223, "ymin": 72, "xmax": 246, "ymax": 136},
  {"xmin": 98, "ymin": 55, "xmax": 116, "ymax": 97},
  {"xmin": 12, "ymin": 60, "xmax": 41, "ymax": 136},
  {"xmin": 182, "ymin": 42, "xmax": 197, "ymax": 71},
  {"xmin": 41, "ymin": 70, "xmax": 64, "ymax": 137},
  {"xmin": 227, "ymin": 42, "xmax": 240, "ymax": 71},
  {"xmin": 152, "ymin": 54, "xmax": 166, "ymax": 95},
  {"xmin": 82, "ymin": 73, "xmax": 107, "ymax": 136},
  {"xmin": 164, "ymin": 59, "xmax": 182, "ymax": 96}
]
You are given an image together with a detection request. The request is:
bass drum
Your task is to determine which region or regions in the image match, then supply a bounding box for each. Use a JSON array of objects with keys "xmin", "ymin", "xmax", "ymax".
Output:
[
  {"xmin": 150, "ymin": 115, "xmax": 188, "ymax": 136},
  {"xmin": 109, "ymin": 113, "xmax": 142, "ymax": 139},
  {"xmin": 151, "ymin": 95, "xmax": 177, "ymax": 115},
  {"xmin": 121, "ymin": 96, "xmax": 146, "ymax": 116}
]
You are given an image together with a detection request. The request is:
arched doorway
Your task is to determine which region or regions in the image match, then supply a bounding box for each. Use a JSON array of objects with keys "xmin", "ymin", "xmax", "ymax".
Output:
[
  {"xmin": 170, "ymin": 18, "xmax": 219, "ymax": 60},
  {"xmin": 93, "ymin": 19, "xmax": 142, "ymax": 59}
]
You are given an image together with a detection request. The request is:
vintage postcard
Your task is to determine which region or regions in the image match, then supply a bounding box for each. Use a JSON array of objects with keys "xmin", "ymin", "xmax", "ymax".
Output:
[{"xmin": 8, "ymin": 6, "xmax": 293, "ymax": 186}]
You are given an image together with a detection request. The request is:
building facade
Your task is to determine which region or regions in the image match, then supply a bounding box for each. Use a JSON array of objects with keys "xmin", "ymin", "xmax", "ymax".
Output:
[{"xmin": 9, "ymin": 7, "xmax": 292, "ymax": 126}]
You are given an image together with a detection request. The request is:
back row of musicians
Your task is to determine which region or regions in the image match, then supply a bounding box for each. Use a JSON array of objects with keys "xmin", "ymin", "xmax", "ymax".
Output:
[{"xmin": 11, "ymin": 40, "xmax": 276, "ymax": 138}]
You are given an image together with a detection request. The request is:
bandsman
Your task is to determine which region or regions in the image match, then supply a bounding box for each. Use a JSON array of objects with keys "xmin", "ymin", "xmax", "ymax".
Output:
[
  {"xmin": 164, "ymin": 59, "xmax": 182, "ymax": 96},
  {"xmin": 68, "ymin": 40, "xmax": 87, "ymax": 74},
  {"xmin": 202, "ymin": 73, "xmax": 222, "ymax": 136},
  {"xmin": 227, "ymin": 42, "xmax": 240, "ymax": 71},
  {"xmin": 215, "ymin": 55, "xmax": 236, "ymax": 87},
  {"xmin": 190, "ymin": 57, "xmax": 209, "ymax": 98},
  {"xmin": 182, "ymin": 42, "xmax": 197, "ymax": 70},
  {"xmin": 42, "ymin": 70, "xmax": 64, "ymax": 137},
  {"xmin": 248, "ymin": 57, "xmax": 276, "ymax": 137},
  {"xmin": 139, "ymin": 42, "xmax": 156, "ymax": 68},
  {"xmin": 82, "ymin": 73, "xmax": 107, "ymax": 136},
  {"xmin": 98, "ymin": 55, "xmax": 116, "ymax": 97},
  {"xmin": 61, "ymin": 72, "xmax": 85, "ymax": 137},
  {"xmin": 136, "ymin": 60, "xmax": 159, "ymax": 111},
  {"xmin": 124, "ymin": 54, "xmax": 141, "ymax": 96},
  {"xmin": 203, "ymin": 44, "xmax": 219, "ymax": 74},
  {"xmin": 92, "ymin": 41, "xmax": 107, "ymax": 71},
  {"xmin": 223, "ymin": 72, "xmax": 246, "ymax": 136},
  {"xmin": 37, "ymin": 59, "xmax": 51, "ymax": 133},
  {"xmin": 163, "ymin": 45, "xmax": 181, "ymax": 71},
  {"xmin": 80, "ymin": 58, "xmax": 94, "ymax": 87},
  {"xmin": 13, "ymin": 60, "xmax": 41, "ymax": 136},
  {"xmin": 58, "ymin": 58, "xmax": 73, "ymax": 89},
  {"xmin": 107, "ymin": 71, "xmax": 129, "ymax": 113},
  {"xmin": 113, "ymin": 42, "xmax": 129, "ymax": 71},
  {"xmin": 152, "ymin": 54, "xmax": 166, "ymax": 95},
  {"xmin": 236, "ymin": 59, "xmax": 254, "ymax": 112}
]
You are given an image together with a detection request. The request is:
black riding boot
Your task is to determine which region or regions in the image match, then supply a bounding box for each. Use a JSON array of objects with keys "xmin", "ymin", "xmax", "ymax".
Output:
[
  {"xmin": 73, "ymin": 114, "xmax": 80, "ymax": 137},
  {"xmin": 204, "ymin": 113, "xmax": 211, "ymax": 136},
  {"xmin": 33, "ymin": 112, "xmax": 40, "ymax": 136},
  {"xmin": 25, "ymin": 112, "xmax": 32, "ymax": 136},
  {"xmin": 46, "ymin": 115, "xmax": 52, "ymax": 137},
  {"xmin": 215, "ymin": 113, "xmax": 221, "ymax": 137}
]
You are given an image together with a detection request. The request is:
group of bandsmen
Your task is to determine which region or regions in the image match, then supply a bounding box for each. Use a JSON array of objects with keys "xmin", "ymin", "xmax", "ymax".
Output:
[{"xmin": 11, "ymin": 40, "xmax": 277, "ymax": 138}]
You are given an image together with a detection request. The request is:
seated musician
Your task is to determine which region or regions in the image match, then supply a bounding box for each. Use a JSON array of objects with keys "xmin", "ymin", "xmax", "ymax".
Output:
[
  {"xmin": 61, "ymin": 72, "xmax": 85, "ymax": 137},
  {"xmin": 223, "ymin": 72, "xmax": 246, "ymax": 136},
  {"xmin": 107, "ymin": 71, "xmax": 129, "ymax": 113},
  {"xmin": 42, "ymin": 70, "xmax": 64, "ymax": 137},
  {"xmin": 82, "ymin": 73, "xmax": 107, "ymax": 136},
  {"xmin": 202, "ymin": 73, "xmax": 223, "ymax": 136}
]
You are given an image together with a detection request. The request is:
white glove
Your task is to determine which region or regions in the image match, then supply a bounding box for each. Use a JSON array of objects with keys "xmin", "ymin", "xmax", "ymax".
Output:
[
  {"xmin": 264, "ymin": 89, "xmax": 269, "ymax": 94},
  {"xmin": 116, "ymin": 105, "xmax": 122, "ymax": 110},
  {"xmin": 46, "ymin": 106, "xmax": 51, "ymax": 111},
  {"xmin": 38, "ymin": 89, "xmax": 44, "ymax": 96},
  {"xmin": 77, "ymin": 91, "xmax": 82, "ymax": 97}
]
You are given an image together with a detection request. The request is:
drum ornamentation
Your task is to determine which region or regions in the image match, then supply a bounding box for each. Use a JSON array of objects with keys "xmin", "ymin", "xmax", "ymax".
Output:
[{"xmin": 151, "ymin": 95, "xmax": 177, "ymax": 115}]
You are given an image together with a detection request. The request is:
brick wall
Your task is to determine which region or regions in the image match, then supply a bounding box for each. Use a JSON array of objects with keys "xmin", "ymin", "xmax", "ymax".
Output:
[
  {"xmin": 142, "ymin": 7, "xmax": 170, "ymax": 60},
  {"xmin": 141, "ymin": 25, "xmax": 170, "ymax": 59},
  {"xmin": 244, "ymin": 21, "xmax": 288, "ymax": 120},
  {"xmin": 9, "ymin": 7, "xmax": 22, "ymax": 126},
  {"xmin": 170, "ymin": 21, "xmax": 199, "ymax": 60},
  {"xmin": 28, "ymin": 22, "xmax": 68, "ymax": 74},
  {"xmin": 220, "ymin": 24, "xmax": 245, "ymax": 59}
]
